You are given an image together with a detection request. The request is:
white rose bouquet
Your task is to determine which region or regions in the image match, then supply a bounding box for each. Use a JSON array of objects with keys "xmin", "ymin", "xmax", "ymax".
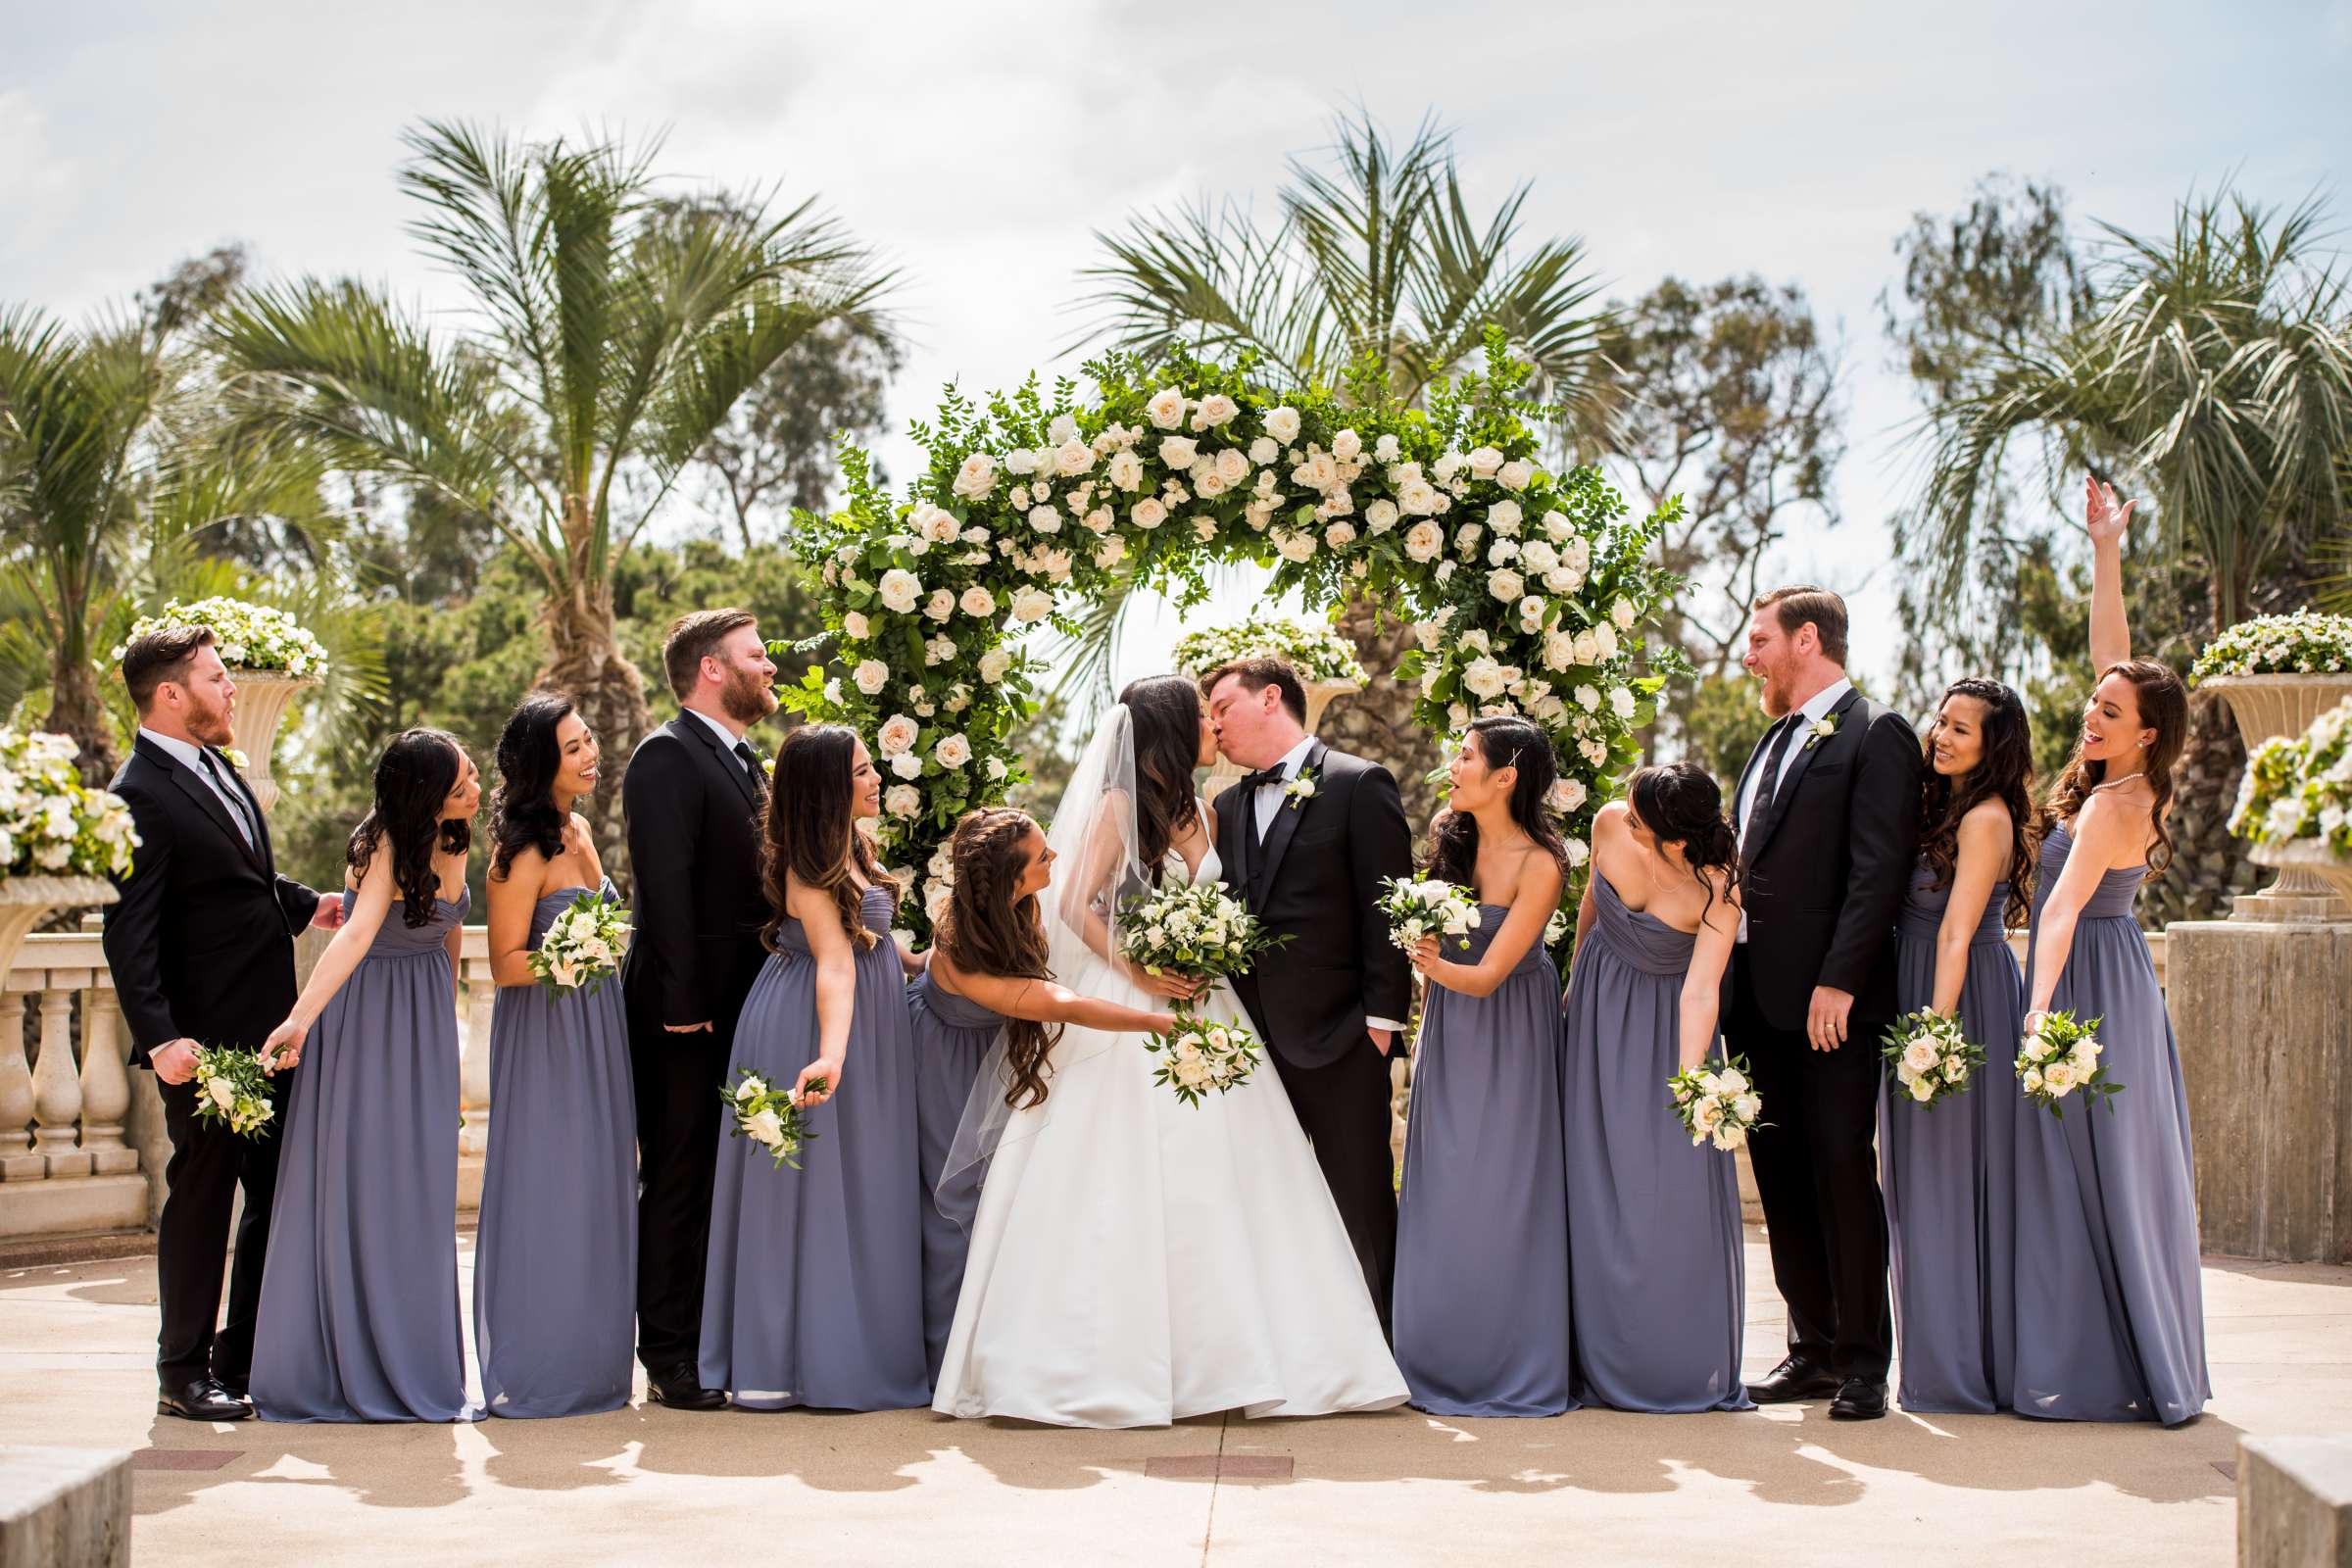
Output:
[
  {"xmin": 1116, "ymin": 880, "xmax": 1288, "ymax": 1013},
  {"xmin": 117, "ymin": 596, "xmax": 330, "ymax": 678},
  {"xmin": 527, "ymin": 889, "xmax": 632, "ymax": 999},
  {"xmin": 1880, "ymin": 1009, "xmax": 1985, "ymax": 1109},
  {"xmin": 2016, "ymin": 1010, "xmax": 2120, "ymax": 1117},
  {"xmin": 722, "ymin": 1067, "xmax": 821, "ymax": 1171},
  {"xmin": 1667, "ymin": 1054, "xmax": 1766, "ymax": 1152},
  {"xmin": 1377, "ymin": 876, "xmax": 1482, "ymax": 955},
  {"xmin": 1144, "ymin": 1014, "xmax": 1264, "ymax": 1107},
  {"xmin": 192, "ymin": 1046, "xmax": 275, "ymax": 1139},
  {"xmin": 0, "ymin": 725, "xmax": 140, "ymax": 880}
]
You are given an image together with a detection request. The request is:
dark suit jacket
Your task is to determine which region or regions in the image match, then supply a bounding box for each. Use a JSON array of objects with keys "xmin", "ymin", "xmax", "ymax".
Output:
[
  {"xmin": 102, "ymin": 735, "xmax": 320, "ymax": 1068},
  {"xmin": 1217, "ymin": 741, "xmax": 1415, "ymax": 1070},
  {"xmin": 1733, "ymin": 687, "xmax": 1922, "ymax": 1032},
  {"xmin": 619, "ymin": 714, "xmax": 770, "ymax": 1036}
]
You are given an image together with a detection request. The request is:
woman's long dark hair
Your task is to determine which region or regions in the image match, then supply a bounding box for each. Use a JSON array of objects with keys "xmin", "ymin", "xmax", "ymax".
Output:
[
  {"xmin": 1424, "ymin": 716, "xmax": 1572, "ymax": 890},
  {"xmin": 1627, "ymin": 761, "xmax": 1740, "ymax": 919},
  {"xmin": 937, "ymin": 808, "xmax": 1061, "ymax": 1111},
  {"xmin": 1119, "ymin": 673, "xmax": 1203, "ymax": 883},
  {"xmin": 348, "ymin": 727, "xmax": 469, "ymax": 927},
  {"xmin": 2042, "ymin": 659, "xmax": 2187, "ymax": 872},
  {"xmin": 490, "ymin": 692, "xmax": 574, "ymax": 880},
  {"xmin": 763, "ymin": 723, "xmax": 890, "ymax": 951},
  {"xmin": 1920, "ymin": 677, "xmax": 2035, "ymax": 928}
]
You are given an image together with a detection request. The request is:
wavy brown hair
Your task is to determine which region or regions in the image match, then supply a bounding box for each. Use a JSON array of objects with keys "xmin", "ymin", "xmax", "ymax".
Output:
[
  {"xmin": 1920, "ymin": 677, "xmax": 2036, "ymax": 929},
  {"xmin": 1119, "ymin": 673, "xmax": 1203, "ymax": 883},
  {"xmin": 2041, "ymin": 659, "xmax": 2187, "ymax": 873},
  {"xmin": 348, "ymin": 728, "xmax": 470, "ymax": 928},
  {"xmin": 762, "ymin": 724, "xmax": 890, "ymax": 951},
  {"xmin": 937, "ymin": 808, "xmax": 1061, "ymax": 1110}
]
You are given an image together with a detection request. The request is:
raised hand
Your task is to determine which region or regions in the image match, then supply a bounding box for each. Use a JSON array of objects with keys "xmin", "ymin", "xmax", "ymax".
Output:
[{"xmin": 2084, "ymin": 472, "xmax": 2133, "ymax": 549}]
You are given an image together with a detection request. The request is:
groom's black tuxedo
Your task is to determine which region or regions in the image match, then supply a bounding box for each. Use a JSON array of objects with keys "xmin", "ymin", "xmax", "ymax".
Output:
[
  {"xmin": 103, "ymin": 733, "xmax": 322, "ymax": 1387},
  {"xmin": 1729, "ymin": 684, "xmax": 1920, "ymax": 1383},
  {"xmin": 1217, "ymin": 739, "xmax": 1413, "ymax": 1334},
  {"xmin": 620, "ymin": 712, "xmax": 771, "ymax": 1378}
]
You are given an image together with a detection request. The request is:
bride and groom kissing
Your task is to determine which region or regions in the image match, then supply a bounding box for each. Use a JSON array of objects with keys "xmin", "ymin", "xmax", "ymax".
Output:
[{"xmin": 929, "ymin": 656, "xmax": 1415, "ymax": 1426}]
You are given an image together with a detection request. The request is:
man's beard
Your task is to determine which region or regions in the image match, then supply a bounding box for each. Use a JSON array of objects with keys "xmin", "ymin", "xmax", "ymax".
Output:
[
  {"xmin": 719, "ymin": 667, "xmax": 777, "ymax": 724},
  {"xmin": 190, "ymin": 700, "xmax": 237, "ymax": 749}
]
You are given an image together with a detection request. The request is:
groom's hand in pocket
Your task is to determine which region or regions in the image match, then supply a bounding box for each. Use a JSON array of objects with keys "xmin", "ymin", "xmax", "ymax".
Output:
[
  {"xmin": 1805, "ymin": 986, "xmax": 1854, "ymax": 1052},
  {"xmin": 663, "ymin": 1020, "xmax": 713, "ymax": 1034},
  {"xmin": 1368, "ymin": 1027, "xmax": 1394, "ymax": 1057}
]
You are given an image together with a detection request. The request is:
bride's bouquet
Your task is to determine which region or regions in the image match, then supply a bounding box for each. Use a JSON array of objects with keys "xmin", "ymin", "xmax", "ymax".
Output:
[
  {"xmin": 1881, "ymin": 1009, "xmax": 1984, "ymax": 1109},
  {"xmin": 1116, "ymin": 881, "xmax": 1286, "ymax": 1012},
  {"xmin": 1668, "ymin": 1054, "xmax": 1764, "ymax": 1152},
  {"xmin": 192, "ymin": 1046, "xmax": 275, "ymax": 1139},
  {"xmin": 722, "ymin": 1067, "xmax": 822, "ymax": 1170},
  {"xmin": 1144, "ymin": 1015, "xmax": 1265, "ymax": 1107},
  {"xmin": 528, "ymin": 889, "xmax": 631, "ymax": 999},
  {"xmin": 1377, "ymin": 876, "xmax": 1482, "ymax": 954},
  {"xmin": 2016, "ymin": 1010, "xmax": 2121, "ymax": 1117}
]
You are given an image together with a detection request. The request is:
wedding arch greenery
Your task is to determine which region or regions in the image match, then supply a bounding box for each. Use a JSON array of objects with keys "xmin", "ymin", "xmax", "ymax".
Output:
[{"xmin": 778, "ymin": 336, "xmax": 1685, "ymax": 939}]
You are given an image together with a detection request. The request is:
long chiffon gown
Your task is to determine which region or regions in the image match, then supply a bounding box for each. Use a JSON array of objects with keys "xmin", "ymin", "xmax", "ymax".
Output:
[
  {"xmin": 251, "ymin": 890, "xmax": 477, "ymax": 1423},
  {"xmin": 908, "ymin": 971, "xmax": 1004, "ymax": 1389},
  {"xmin": 1560, "ymin": 874, "xmax": 1751, "ymax": 1414},
  {"xmin": 2009, "ymin": 825, "xmax": 2209, "ymax": 1425},
  {"xmin": 699, "ymin": 886, "xmax": 930, "ymax": 1411},
  {"xmin": 1393, "ymin": 904, "xmax": 1576, "ymax": 1416},
  {"xmin": 473, "ymin": 878, "xmax": 638, "ymax": 1418},
  {"xmin": 1880, "ymin": 862, "xmax": 2024, "ymax": 1414}
]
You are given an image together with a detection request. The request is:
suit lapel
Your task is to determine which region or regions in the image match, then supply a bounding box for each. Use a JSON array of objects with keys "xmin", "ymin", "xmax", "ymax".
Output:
[
  {"xmin": 675, "ymin": 713, "xmax": 760, "ymax": 810},
  {"xmin": 1250, "ymin": 740, "xmax": 1325, "ymax": 900},
  {"xmin": 1746, "ymin": 688, "xmax": 1864, "ymax": 861},
  {"xmin": 144, "ymin": 738, "xmax": 267, "ymax": 873},
  {"xmin": 214, "ymin": 747, "xmax": 276, "ymax": 873}
]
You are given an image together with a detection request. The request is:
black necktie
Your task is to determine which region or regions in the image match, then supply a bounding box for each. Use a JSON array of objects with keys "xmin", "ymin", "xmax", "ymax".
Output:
[
  {"xmin": 1745, "ymin": 716, "xmax": 1801, "ymax": 843},
  {"xmin": 733, "ymin": 741, "xmax": 765, "ymax": 793},
  {"xmin": 200, "ymin": 749, "xmax": 257, "ymax": 851}
]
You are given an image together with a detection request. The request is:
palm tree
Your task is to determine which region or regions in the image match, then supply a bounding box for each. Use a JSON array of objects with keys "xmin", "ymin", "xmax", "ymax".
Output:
[
  {"xmin": 1911, "ymin": 186, "xmax": 2352, "ymax": 920},
  {"xmin": 211, "ymin": 120, "xmax": 894, "ymax": 839},
  {"xmin": 1071, "ymin": 108, "xmax": 1617, "ymax": 800},
  {"xmin": 0, "ymin": 302, "xmax": 333, "ymax": 784}
]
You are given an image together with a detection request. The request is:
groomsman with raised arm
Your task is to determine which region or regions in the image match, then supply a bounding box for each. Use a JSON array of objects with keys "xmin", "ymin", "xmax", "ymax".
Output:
[
  {"xmin": 1729, "ymin": 587, "xmax": 1920, "ymax": 1422},
  {"xmin": 620, "ymin": 610, "xmax": 778, "ymax": 1411},
  {"xmin": 102, "ymin": 626, "xmax": 345, "ymax": 1422}
]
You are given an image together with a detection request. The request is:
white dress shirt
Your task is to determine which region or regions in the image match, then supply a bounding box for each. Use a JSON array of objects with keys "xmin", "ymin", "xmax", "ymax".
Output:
[
  {"xmin": 1732, "ymin": 676, "xmax": 1850, "ymax": 944},
  {"xmin": 683, "ymin": 706, "xmax": 745, "ymax": 753},
  {"xmin": 1243, "ymin": 735, "xmax": 1401, "ymax": 1036},
  {"xmin": 138, "ymin": 726, "xmax": 255, "ymax": 848}
]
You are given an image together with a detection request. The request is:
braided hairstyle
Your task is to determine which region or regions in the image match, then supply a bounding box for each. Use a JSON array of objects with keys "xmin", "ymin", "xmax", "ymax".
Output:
[{"xmin": 937, "ymin": 808, "xmax": 1061, "ymax": 1110}]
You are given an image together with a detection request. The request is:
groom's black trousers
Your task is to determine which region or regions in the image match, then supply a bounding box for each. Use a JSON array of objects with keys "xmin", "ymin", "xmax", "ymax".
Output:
[
  {"xmin": 155, "ymin": 1073, "xmax": 286, "ymax": 1387},
  {"xmin": 1271, "ymin": 1042, "xmax": 1397, "ymax": 1340},
  {"xmin": 1730, "ymin": 950, "xmax": 1891, "ymax": 1382},
  {"xmin": 631, "ymin": 1023, "xmax": 732, "ymax": 1377}
]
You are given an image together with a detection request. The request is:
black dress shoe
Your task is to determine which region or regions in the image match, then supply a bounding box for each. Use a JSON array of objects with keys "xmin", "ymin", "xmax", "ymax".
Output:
[
  {"xmin": 645, "ymin": 1369, "xmax": 728, "ymax": 1411},
  {"xmin": 1744, "ymin": 1355, "xmax": 1841, "ymax": 1404},
  {"xmin": 158, "ymin": 1378, "xmax": 253, "ymax": 1421},
  {"xmin": 1829, "ymin": 1377, "xmax": 1888, "ymax": 1421}
]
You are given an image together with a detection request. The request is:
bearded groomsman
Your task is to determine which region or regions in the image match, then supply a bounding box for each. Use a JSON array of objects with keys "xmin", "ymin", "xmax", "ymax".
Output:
[
  {"xmin": 621, "ymin": 610, "xmax": 779, "ymax": 1410},
  {"xmin": 1729, "ymin": 587, "xmax": 1920, "ymax": 1422},
  {"xmin": 103, "ymin": 626, "xmax": 345, "ymax": 1421}
]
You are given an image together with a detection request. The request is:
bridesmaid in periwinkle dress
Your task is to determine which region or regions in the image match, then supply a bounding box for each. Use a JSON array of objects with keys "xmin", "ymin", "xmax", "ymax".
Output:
[
  {"xmin": 1879, "ymin": 678, "xmax": 2033, "ymax": 1414},
  {"xmin": 475, "ymin": 695, "xmax": 637, "ymax": 1417},
  {"xmin": 912, "ymin": 806, "xmax": 1183, "ymax": 1386},
  {"xmin": 1395, "ymin": 716, "xmax": 1575, "ymax": 1417},
  {"xmin": 2010, "ymin": 476, "xmax": 2208, "ymax": 1426},
  {"xmin": 1561, "ymin": 763, "xmax": 1752, "ymax": 1414},
  {"xmin": 252, "ymin": 729, "xmax": 481, "ymax": 1422},
  {"xmin": 701, "ymin": 724, "xmax": 930, "ymax": 1410}
]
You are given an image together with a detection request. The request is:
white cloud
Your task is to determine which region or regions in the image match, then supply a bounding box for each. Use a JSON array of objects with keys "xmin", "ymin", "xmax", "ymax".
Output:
[{"xmin": 0, "ymin": 91, "xmax": 77, "ymax": 262}]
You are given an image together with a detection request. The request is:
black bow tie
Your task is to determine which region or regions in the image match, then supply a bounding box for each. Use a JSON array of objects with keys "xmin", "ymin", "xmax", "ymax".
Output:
[{"xmin": 1240, "ymin": 767, "xmax": 1287, "ymax": 793}]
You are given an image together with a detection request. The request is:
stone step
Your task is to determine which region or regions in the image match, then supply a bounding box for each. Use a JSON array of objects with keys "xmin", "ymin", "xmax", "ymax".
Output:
[{"xmin": 0, "ymin": 1446, "xmax": 130, "ymax": 1568}]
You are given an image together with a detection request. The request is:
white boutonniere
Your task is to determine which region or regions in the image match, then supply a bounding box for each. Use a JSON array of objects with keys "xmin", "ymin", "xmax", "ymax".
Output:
[
  {"xmin": 1283, "ymin": 767, "xmax": 1319, "ymax": 809},
  {"xmin": 220, "ymin": 746, "xmax": 250, "ymax": 771},
  {"xmin": 1804, "ymin": 713, "xmax": 1839, "ymax": 751}
]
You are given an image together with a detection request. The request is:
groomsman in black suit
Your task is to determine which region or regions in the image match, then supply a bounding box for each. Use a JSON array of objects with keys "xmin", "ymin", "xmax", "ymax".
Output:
[
  {"xmin": 620, "ymin": 610, "xmax": 778, "ymax": 1410},
  {"xmin": 1729, "ymin": 587, "xmax": 1921, "ymax": 1421},
  {"xmin": 102, "ymin": 626, "xmax": 344, "ymax": 1421},
  {"xmin": 1204, "ymin": 657, "xmax": 1415, "ymax": 1337}
]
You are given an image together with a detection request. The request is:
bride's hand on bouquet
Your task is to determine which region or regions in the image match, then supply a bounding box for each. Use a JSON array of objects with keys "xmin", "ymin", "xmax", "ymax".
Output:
[
  {"xmin": 1147, "ymin": 1010, "xmax": 1180, "ymax": 1036},
  {"xmin": 793, "ymin": 1055, "xmax": 844, "ymax": 1108},
  {"xmin": 1131, "ymin": 966, "xmax": 1205, "ymax": 1003},
  {"xmin": 260, "ymin": 1017, "xmax": 307, "ymax": 1073}
]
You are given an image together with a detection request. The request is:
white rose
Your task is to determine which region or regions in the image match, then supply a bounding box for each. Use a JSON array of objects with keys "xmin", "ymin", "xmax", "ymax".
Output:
[
  {"xmin": 1005, "ymin": 448, "xmax": 1037, "ymax": 475},
  {"xmin": 1275, "ymin": 530, "xmax": 1315, "ymax": 563},
  {"xmin": 1462, "ymin": 657, "xmax": 1509, "ymax": 699},
  {"xmin": 1131, "ymin": 497, "xmax": 1168, "ymax": 530},
  {"xmin": 890, "ymin": 751, "xmax": 922, "ymax": 779},
  {"xmin": 1488, "ymin": 500, "xmax": 1524, "ymax": 535},
  {"xmin": 953, "ymin": 453, "xmax": 998, "ymax": 499},
  {"xmin": 934, "ymin": 733, "xmax": 972, "ymax": 769},
  {"xmin": 1611, "ymin": 596, "xmax": 1638, "ymax": 629},
  {"xmin": 1396, "ymin": 477, "xmax": 1440, "ymax": 515},
  {"xmin": 207, "ymin": 1077, "xmax": 236, "ymax": 1111},
  {"xmin": 746, "ymin": 1107, "xmax": 786, "ymax": 1148},
  {"xmin": 878, "ymin": 569, "xmax": 921, "ymax": 613},
  {"xmin": 1094, "ymin": 536, "xmax": 1128, "ymax": 569},
  {"xmin": 1565, "ymin": 836, "xmax": 1591, "ymax": 868},
  {"xmin": 1592, "ymin": 621, "xmax": 1619, "ymax": 661},
  {"xmin": 924, "ymin": 588, "xmax": 955, "ymax": 622},
  {"xmin": 2043, "ymin": 1060, "xmax": 2078, "ymax": 1094},
  {"xmin": 1214, "ymin": 447, "xmax": 1250, "ymax": 485},
  {"xmin": 1518, "ymin": 595, "xmax": 1547, "ymax": 631},
  {"xmin": 1048, "ymin": 414, "xmax": 1080, "ymax": 445},
  {"xmin": 1010, "ymin": 586, "xmax": 1054, "ymax": 624},
  {"xmin": 1264, "ymin": 406, "xmax": 1301, "ymax": 443},
  {"xmin": 1488, "ymin": 567, "xmax": 1525, "ymax": 603},
  {"xmin": 1402, "ymin": 520, "xmax": 1444, "ymax": 562},
  {"xmin": 1610, "ymin": 687, "xmax": 1636, "ymax": 719},
  {"xmin": 884, "ymin": 783, "xmax": 922, "ymax": 818},
  {"xmin": 1147, "ymin": 387, "xmax": 1189, "ymax": 429},
  {"xmin": 986, "ymin": 758, "xmax": 1008, "ymax": 781},
  {"xmin": 843, "ymin": 611, "xmax": 871, "ymax": 640},
  {"xmin": 1497, "ymin": 460, "xmax": 1533, "ymax": 490},
  {"xmin": 1055, "ymin": 440, "xmax": 1094, "ymax": 475},
  {"xmin": 1574, "ymin": 630, "xmax": 1600, "ymax": 665},
  {"xmin": 1248, "ymin": 436, "xmax": 1279, "ymax": 466},
  {"xmin": 1195, "ymin": 393, "xmax": 1240, "ymax": 427},
  {"xmin": 1549, "ymin": 777, "xmax": 1587, "ymax": 812},
  {"xmin": 1158, "ymin": 435, "xmax": 1199, "ymax": 468},
  {"xmin": 959, "ymin": 586, "xmax": 997, "ymax": 619},
  {"xmin": 1106, "ymin": 448, "xmax": 1145, "ymax": 492},
  {"xmin": 877, "ymin": 713, "xmax": 919, "ymax": 756},
  {"xmin": 1026, "ymin": 504, "xmax": 1061, "ymax": 535},
  {"xmin": 1363, "ymin": 498, "xmax": 1400, "ymax": 534},
  {"xmin": 1466, "ymin": 445, "xmax": 1505, "ymax": 478},
  {"xmin": 1325, "ymin": 521, "xmax": 1357, "ymax": 550},
  {"xmin": 854, "ymin": 660, "xmax": 889, "ymax": 695},
  {"xmin": 978, "ymin": 650, "xmax": 1013, "ymax": 683},
  {"xmin": 1332, "ymin": 428, "xmax": 1362, "ymax": 461},
  {"xmin": 1903, "ymin": 1039, "xmax": 1941, "ymax": 1073}
]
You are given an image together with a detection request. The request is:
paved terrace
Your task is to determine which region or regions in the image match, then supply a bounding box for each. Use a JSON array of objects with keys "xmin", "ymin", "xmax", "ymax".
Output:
[{"xmin": 1, "ymin": 1233, "xmax": 2341, "ymax": 1565}]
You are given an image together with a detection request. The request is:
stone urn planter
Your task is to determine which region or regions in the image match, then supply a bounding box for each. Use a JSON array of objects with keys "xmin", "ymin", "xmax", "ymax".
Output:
[
  {"xmin": 2204, "ymin": 673, "xmax": 2352, "ymax": 921},
  {"xmin": 2246, "ymin": 840, "xmax": 2352, "ymax": 915},
  {"xmin": 0, "ymin": 876, "xmax": 118, "ymax": 1180},
  {"xmin": 1203, "ymin": 677, "xmax": 1362, "ymax": 798},
  {"xmin": 226, "ymin": 671, "xmax": 320, "ymax": 815}
]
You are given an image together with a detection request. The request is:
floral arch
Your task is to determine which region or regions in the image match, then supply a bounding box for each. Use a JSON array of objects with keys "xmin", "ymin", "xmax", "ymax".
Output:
[{"xmin": 779, "ymin": 341, "xmax": 1684, "ymax": 940}]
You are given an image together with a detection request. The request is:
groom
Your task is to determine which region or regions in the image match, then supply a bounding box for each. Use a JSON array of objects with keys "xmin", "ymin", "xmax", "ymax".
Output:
[
  {"xmin": 1204, "ymin": 657, "xmax": 1414, "ymax": 1336},
  {"xmin": 1730, "ymin": 586, "xmax": 1920, "ymax": 1421}
]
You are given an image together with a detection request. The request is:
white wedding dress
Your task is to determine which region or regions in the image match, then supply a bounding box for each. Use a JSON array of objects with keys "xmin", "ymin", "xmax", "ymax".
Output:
[{"xmin": 931, "ymin": 758, "xmax": 1406, "ymax": 1428}]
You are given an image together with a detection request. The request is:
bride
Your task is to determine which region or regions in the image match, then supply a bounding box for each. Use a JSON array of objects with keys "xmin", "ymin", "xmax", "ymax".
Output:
[{"xmin": 931, "ymin": 674, "xmax": 1407, "ymax": 1428}]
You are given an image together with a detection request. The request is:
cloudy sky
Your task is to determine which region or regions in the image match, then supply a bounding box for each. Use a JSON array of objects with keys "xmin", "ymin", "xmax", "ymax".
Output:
[{"xmin": 6, "ymin": 0, "xmax": 2345, "ymax": 688}]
